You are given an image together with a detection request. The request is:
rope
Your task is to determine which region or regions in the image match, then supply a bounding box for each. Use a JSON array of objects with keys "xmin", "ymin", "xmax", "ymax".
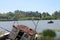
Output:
[
  {"xmin": 0, "ymin": 26, "xmax": 15, "ymax": 35},
  {"xmin": 32, "ymin": 19, "xmax": 39, "ymax": 31}
]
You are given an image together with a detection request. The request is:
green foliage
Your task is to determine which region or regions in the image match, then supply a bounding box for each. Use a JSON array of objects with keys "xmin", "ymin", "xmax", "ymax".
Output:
[
  {"xmin": 43, "ymin": 29, "xmax": 56, "ymax": 37},
  {"xmin": 0, "ymin": 10, "xmax": 60, "ymax": 21},
  {"xmin": 52, "ymin": 11, "xmax": 60, "ymax": 19}
]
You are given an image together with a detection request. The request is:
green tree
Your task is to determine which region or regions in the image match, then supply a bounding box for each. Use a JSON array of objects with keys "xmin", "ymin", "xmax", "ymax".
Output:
[
  {"xmin": 52, "ymin": 11, "xmax": 58, "ymax": 19},
  {"xmin": 6, "ymin": 12, "xmax": 15, "ymax": 20},
  {"xmin": 41, "ymin": 12, "xmax": 51, "ymax": 20},
  {"xmin": 42, "ymin": 12, "xmax": 47, "ymax": 17},
  {"xmin": 52, "ymin": 11, "xmax": 60, "ymax": 19}
]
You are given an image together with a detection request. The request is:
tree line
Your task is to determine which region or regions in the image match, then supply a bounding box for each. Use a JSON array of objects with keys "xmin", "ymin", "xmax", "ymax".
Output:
[{"xmin": 0, "ymin": 10, "xmax": 60, "ymax": 21}]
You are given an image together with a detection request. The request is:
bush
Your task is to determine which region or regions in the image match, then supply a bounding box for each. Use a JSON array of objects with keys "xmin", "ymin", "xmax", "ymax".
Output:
[
  {"xmin": 42, "ymin": 29, "xmax": 56, "ymax": 40},
  {"xmin": 43, "ymin": 29, "xmax": 56, "ymax": 37}
]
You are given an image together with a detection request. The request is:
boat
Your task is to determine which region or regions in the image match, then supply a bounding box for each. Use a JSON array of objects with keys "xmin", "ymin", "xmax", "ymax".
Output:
[
  {"xmin": 48, "ymin": 20, "xmax": 54, "ymax": 23},
  {"xmin": 0, "ymin": 25, "xmax": 37, "ymax": 40}
]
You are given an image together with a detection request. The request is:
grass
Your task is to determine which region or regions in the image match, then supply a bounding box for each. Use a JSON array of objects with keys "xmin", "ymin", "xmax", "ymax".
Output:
[
  {"xmin": 54, "ymin": 30, "xmax": 60, "ymax": 32},
  {"xmin": 0, "ymin": 32, "xmax": 5, "ymax": 35}
]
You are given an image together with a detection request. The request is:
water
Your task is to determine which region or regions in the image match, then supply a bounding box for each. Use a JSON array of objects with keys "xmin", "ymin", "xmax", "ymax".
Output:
[{"xmin": 0, "ymin": 20, "xmax": 60, "ymax": 37}]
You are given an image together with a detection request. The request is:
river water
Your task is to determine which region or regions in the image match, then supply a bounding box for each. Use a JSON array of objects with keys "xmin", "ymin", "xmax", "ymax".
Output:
[{"xmin": 0, "ymin": 20, "xmax": 60, "ymax": 38}]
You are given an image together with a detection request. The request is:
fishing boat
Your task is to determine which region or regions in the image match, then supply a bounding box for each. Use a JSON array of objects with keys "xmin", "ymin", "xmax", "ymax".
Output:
[
  {"xmin": 0, "ymin": 25, "xmax": 37, "ymax": 40},
  {"xmin": 0, "ymin": 19, "xmax": 40, "ymax": 40}
]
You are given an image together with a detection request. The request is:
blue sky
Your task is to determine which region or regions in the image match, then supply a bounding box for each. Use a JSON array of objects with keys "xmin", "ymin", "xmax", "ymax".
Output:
[{"xmin": 0, "ymin": 0, "xmax": 60, "ymax": 14}]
